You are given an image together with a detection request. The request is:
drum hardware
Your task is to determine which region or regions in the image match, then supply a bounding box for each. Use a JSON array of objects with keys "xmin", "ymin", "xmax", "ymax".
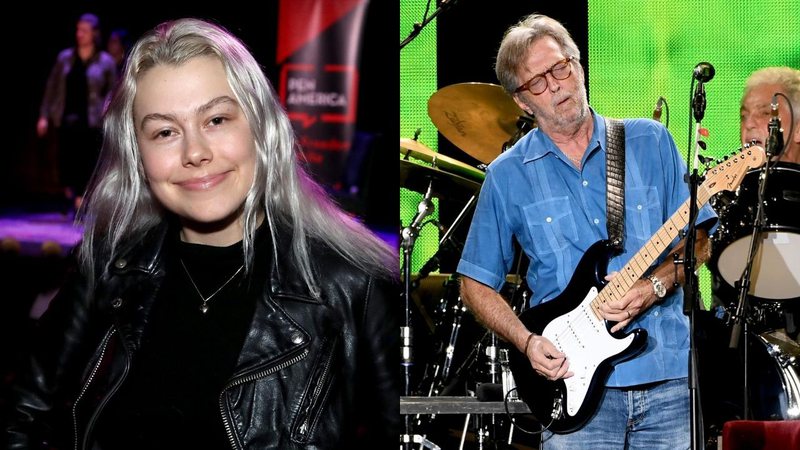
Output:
[
  {"xmin": 710, "ymin": 163, "xmax": 800, "ymax": 302},
  {"xmin": 399, "ymin": 0, "xmax": 457, "ymax": 50},
  {"xmin": 413, "ymin": 193, "xmax": 477, "ymax": 286},
  {"xmin": 502, "ymin": 115, "xmax": 535, "ymax": 152},
  {"xmin": 428, "ymin": 82, "xmax": 535, "ymax": 164},
  {"xmin": 400, "ymin": 165, "xmax": 437, "ymax": 449},
  {"xmin": 399, "ymin": 131, "xmax": 532, "ymax": 447},
  {"xmin": 499, "ymin": 349, "xmax": 518, "ymax": 401},
  {"xmin": 414, "ymin": 277, "xmax": 465, "ymax": 399},
  {"xmin": 724, "ymin": 141, "xmax": 785, "ymax": 425},
  {"xmin": 740, "ymin": 330, "xmax": 800, "ymax": 420},
  {"xmin": 400, "ymin": 135, "xmax": 488, "ymax": 450},
  {"xmin": 696, "ymin": 315, "xmax": 800, "ymax": 448},
  {"xmin": 727, "ymin": 160, "xmax": 787, "ymax": 328},
  {"xmin": 401, "ymin": 138, "xmax": 487, "ymax": 186}
]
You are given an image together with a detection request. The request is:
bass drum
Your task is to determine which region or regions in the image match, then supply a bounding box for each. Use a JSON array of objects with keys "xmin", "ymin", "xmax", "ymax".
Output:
[
  {"xmin": 709, "ymin": 162, "xmax": 800, "ymax": 302},
  {"xmin": 697, "ymin": 312, "xmax": 800, "ymax": 440}
]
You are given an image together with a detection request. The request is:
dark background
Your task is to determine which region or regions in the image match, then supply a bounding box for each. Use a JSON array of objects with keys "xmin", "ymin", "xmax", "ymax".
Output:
[
  {"xmin": 2, "ymin": 1, "xmax": 398, "ymax": 230},
  {"xmin": 0, "ymin": 0, "xmax": 399, "ymax": 433}
]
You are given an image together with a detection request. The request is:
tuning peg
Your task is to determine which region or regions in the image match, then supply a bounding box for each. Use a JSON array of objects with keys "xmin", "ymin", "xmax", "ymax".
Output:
[{"xmin": 697, "ymin": 154, "xmax": 714, "ymax": 165}]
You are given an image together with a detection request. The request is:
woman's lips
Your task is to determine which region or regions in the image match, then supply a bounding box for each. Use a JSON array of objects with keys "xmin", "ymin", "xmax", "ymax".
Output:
[{"xmin": 178, "ymin": 172, "xmax": 228, "ymax": 191}]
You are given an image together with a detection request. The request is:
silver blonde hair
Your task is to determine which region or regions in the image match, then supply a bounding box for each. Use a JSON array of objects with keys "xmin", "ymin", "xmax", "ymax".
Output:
[
  {"xmin": 78, "ymin": 18, "xmax": 397, "ymax": 297},
  {"xmin": 495, "ymin": 14, "xmax": 581, "ymax": 95},
  {"xmin": 743, "ymin": 66, "xmax": 800, "ymax": 121}
]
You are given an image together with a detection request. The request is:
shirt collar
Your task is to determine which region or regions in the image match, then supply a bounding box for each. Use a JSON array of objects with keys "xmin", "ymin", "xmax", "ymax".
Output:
[{"xmin": 521, "ymin": 107, "xmax": 606, "ymax": 163}]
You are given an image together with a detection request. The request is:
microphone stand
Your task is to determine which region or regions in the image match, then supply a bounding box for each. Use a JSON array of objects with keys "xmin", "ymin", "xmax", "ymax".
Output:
[
  {"xmin": 401, "ymin": 181, "xmax": 440, "ymax": 450},
  {"xmin": 502, "ymin": 116, "xmax": 534, "ymax": 152},
  {"xmin": 400, "ymin": 0, "xmax": 458, "ymax": 49},
  {"xmin": 727, "ymin": 113, "xmax": 783, "ymax": 421},
  {"xmin": 683, "ymin": 77, "xmax": 707, "ymax": 450},
  {"xmin": 414, "ymin": 194, "xmax": 478, "ymax": 285}
]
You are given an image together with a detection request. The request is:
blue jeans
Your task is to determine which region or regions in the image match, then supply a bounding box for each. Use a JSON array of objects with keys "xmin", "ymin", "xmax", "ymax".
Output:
[{"xmin": 542, "ymin": 378, "xmax": 689, "ymax": 450}]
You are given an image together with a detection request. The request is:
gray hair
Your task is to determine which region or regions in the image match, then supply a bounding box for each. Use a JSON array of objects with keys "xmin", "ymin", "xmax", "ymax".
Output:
[
  {"xmin": 743, "ymin": 66, "xmax": 800, "ymax": 122},
  {"xmin": 495, "ymin": 14, "xmax": 581, "ymax": 95},
  {"xmin": 78, "ymin": 18, "xmax": 397, "ymax": 297}
]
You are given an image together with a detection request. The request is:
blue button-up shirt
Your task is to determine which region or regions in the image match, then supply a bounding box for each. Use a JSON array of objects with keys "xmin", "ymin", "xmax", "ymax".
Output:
[{"xmin": 457, "ymin": 111, "xmax": 718, "ymax": 387}]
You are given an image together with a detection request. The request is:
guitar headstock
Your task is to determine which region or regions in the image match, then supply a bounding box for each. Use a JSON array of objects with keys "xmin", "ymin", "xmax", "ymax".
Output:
[{"xmin": 702, "ymin": 144, "xmax": 766, "ymax": 197}]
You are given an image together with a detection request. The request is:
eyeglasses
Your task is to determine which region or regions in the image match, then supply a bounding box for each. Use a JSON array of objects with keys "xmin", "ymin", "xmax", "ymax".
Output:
[{"xmin": 514, "ymin": 56, "xmax": 575, "ymax": 95}]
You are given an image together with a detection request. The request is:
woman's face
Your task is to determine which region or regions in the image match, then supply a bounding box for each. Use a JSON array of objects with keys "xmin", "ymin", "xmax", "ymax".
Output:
[{"xmin": 133, "ymin": 56, "xmax": 257, "ymax": 246}]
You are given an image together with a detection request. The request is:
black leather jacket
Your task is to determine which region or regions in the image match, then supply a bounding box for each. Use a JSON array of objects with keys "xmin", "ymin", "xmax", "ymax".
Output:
[{"xmin": 5, "ymin": 223, "xmax": 399, "ymax": 449}]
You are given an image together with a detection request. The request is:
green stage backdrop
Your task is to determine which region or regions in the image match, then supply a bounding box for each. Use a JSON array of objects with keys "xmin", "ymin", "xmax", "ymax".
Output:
[
  {"xmin": 400, "ymin": 0, "xmax": 440, "ymax": 274},
  {"xmin": 588, "ymin": 0, "xmax": 800, "ymax": 307},
  {"xmin": 400, "ymin": 0, "xmax": 800, "ymax": 307}
]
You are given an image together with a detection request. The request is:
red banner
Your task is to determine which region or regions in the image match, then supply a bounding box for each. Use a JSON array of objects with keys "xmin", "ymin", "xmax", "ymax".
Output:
[{"xmin": 277, "ymin": 0, "xmax": 368, "ymax": 188}]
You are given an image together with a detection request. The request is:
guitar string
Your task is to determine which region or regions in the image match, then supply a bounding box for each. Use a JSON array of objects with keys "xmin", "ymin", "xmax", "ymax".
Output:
[
  {"xmin": 547, "ymin": 167, "xmax": 730, "ymax": 346},
  {"xmin": 549, "ymin": 196, "xmax": 701, "ymax": 344},
  {"xmin": 543, "ymin": 150, "xmax": 757, "ymax": 352}
]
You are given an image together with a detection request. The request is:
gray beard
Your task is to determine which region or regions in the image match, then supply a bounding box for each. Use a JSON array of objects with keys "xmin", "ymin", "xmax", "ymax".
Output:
[{"xmin": 535, "ymin": 100, "xmax": 590, "ymax": 136}]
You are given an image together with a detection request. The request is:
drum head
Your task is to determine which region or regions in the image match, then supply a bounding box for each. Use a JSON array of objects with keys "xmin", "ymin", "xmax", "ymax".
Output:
[{"xmin": 717, "ymin": 230, "xmax": 800, "ymax": 300}]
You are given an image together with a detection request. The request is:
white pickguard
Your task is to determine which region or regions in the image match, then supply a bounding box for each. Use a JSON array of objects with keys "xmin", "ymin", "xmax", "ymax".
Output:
[{"xmin": 542, "ymin": 286, "xmax": 635, "ymax": 416}]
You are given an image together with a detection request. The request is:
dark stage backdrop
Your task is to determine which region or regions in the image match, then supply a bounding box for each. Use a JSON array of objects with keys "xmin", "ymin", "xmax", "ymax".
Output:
[{"xmin": 3, "ymin": 1, "xmax": 398, "ymax": 231}]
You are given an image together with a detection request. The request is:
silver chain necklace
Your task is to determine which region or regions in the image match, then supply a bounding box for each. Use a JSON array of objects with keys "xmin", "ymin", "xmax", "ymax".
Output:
[{"xmin": 179, "ymin": 258, "xmax": 244, "ymax": 314}]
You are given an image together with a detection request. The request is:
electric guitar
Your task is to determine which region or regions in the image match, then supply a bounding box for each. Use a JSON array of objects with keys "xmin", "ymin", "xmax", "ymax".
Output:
[{"xmin": 507, "ymin": 145, "xmax": 766, "ymax": 433}]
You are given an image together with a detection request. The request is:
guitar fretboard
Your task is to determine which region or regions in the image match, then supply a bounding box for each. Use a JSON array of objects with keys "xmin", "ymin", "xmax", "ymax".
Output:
[{"xmin": 588, "ymin": 147, "xmax": 764, "ymax": 318}]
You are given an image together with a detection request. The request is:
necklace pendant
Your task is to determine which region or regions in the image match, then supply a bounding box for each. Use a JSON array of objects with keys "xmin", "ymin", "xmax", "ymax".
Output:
[{"xmin": 200, "ymin": 303, "xmax": 209, "ymax": 314}]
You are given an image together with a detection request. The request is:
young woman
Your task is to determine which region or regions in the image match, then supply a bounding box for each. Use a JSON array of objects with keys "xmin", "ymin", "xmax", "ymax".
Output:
[{"xmin": 6, "ymin": 18, "xmax": 398, "ymax": 450}]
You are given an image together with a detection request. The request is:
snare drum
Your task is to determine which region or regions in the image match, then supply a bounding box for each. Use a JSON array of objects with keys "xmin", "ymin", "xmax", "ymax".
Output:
[{"xmin": 709, "ymin": 162, "xmax": 800, "ymax": 302}]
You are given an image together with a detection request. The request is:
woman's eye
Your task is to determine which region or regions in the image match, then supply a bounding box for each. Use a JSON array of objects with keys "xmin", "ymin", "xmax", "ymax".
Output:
[
  {"xmin": 156, "ymin": 129, "xmax": 173, "ymax": 138},
  {"xmin": 210, "ymin": 116, "xmax": 226, "ymax": 126}
]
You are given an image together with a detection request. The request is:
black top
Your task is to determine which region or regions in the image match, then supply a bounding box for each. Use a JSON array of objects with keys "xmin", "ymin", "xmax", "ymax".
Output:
[
  {"xmin": 95, "ymin": 226, "xmax": 269, "ymax": 449},
  {"xmin": 63, "ymin": 53, "xmax": 89, "ymax": 127}
]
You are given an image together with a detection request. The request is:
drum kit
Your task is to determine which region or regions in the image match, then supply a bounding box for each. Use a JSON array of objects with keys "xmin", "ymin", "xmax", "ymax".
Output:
[
  {"xmin": 704, "ymin": 159, "xmax": 800, "ymax": 431},
  {"xmin": 400, "ymin": 83, "xmax": 535, "ymax": 447},
  {"xmin": 400, "ymin": 82, "xmax": 800, "ymax": 446}
]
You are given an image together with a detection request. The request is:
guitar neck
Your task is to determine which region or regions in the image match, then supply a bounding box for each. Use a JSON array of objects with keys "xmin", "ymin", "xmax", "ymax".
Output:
[{"xmin": 591, "ymin": 184, "xmax": 712, "ymax": 312}]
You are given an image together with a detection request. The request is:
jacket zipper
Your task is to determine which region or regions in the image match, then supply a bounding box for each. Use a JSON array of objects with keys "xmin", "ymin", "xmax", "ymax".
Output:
[
  {"xmin": 72, "ymin": 326, "xmax": 132, "ymax": 450},
  {"xmin": 219, "ymin": 348, "xmax": 309, "ymax": 449},
  {"xmin": 72, "ymin": 327, "xmax": 115, "ymax": 450},
  {"xmin": 295, "ymin": 339, "xmax": 337, "ymax": 438}
]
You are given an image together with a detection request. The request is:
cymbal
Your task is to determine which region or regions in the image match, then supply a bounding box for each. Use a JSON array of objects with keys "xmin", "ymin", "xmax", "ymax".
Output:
[
  {"xmin": 428, "ymin": 82, "xmax": 530, "ymax": 164},
  {"xmin": 400, "ymin": 138, "xmax": 485, "ymax": 184},
  {"xmin": 400, "ymin": 158, "xmax": 482, "ymax": 199}
]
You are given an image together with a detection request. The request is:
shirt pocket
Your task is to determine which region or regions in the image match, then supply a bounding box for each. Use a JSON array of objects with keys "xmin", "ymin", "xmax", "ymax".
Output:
[
  {"xmin": 523, "ymin": 196, "xmax": 578, "ymax": 256},
  {"xmin": 626, "ymin": 186, "xmax": 662, "ymax": 241}
]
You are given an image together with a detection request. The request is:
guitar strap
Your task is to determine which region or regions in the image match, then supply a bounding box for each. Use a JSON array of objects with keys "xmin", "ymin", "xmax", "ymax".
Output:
[{"xmin": 605, "ymin": 118, "xmax": 625, "ymax": 253}]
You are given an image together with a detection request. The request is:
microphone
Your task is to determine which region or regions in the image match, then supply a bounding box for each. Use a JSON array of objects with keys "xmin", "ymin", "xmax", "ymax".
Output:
[
  {"xmin": 693, "ymin": 62, "xmax": 715, "ymax": 83},
  {"xmin": 653, "ymin": 97, "xmax": 664, "ymax": 122},
  {"xmin": 692, "ymin": 62, "xmax": 714, "ymax": 123},
  {"xmin": 409, "ymin": 182, "xmax": 434, "ymax": 230},
  {"xmin": 766, "ymin": 93, "xmax": 784, "ymax": 156},
  {"xmin": 402, "ymin": 182, "xmax": 435, "ymax": 249}
]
